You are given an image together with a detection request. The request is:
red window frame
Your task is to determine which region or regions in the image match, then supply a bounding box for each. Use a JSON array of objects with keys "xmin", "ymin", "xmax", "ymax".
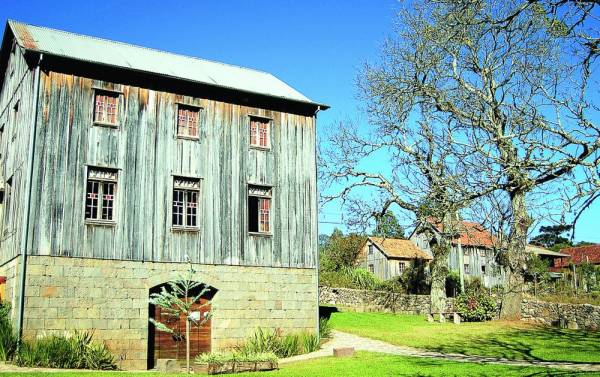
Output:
[
  {"xmin": 177, "ymin": 105, "xmax": 200, "ymax": 139},
  {"xmin": 85, "ymin": 168, "xmax": 118, "ymax": 223},
  {"xmin": 172, "ymin": 177, "xmax": 200, "ymax": 229},
  {"xmin": 249, "ymin": 117, "xmax": 270, "ymax": 148},
  {"xmin": 94, "ymin": 91, "xmax": 119, "ymax": 126}
]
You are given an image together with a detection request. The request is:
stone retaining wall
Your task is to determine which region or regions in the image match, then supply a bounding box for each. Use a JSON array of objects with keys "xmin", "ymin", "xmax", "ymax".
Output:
[
  {"xmin": 319, "ymin": 286, "xmax": 454, "ymax": 314},
  {"xmin": 521, "ymin": 299, "xmax": 600, "ymax": 330},
  {"xmin": 320, "ymin": 286, "xmax": 600, "ymax": 330}
]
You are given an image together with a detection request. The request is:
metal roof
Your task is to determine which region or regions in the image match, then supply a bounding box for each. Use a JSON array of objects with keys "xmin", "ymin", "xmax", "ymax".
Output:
[
  {"xmin": 526, "ymin": 245, "xmax": 570, "ymax": 258},
  {"xmin": 7, "ymin": 20, "xmax": 327, "ymax": 109}
]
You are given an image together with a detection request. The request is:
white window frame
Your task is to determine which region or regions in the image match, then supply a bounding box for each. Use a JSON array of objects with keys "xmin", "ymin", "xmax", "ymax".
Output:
[
  {"xmin": 85, "ymin": 167, "xmax": 118, "ymax": 225},
  {"xmin": 399, "ymin": 261, "xmax": 406, "ymax": 273},
  {"xmin": 172, "ymin": 176, "xmax": 201, "ymax": 231}
]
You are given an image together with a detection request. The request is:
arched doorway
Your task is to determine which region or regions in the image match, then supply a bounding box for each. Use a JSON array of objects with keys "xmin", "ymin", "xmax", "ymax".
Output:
[{"xmin": 147, "ymin": 282, "xmax": 217, "ymax": 369}]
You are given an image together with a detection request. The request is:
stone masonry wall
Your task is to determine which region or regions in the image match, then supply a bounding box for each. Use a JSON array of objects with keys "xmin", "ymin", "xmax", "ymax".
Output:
[
  {"xmin": 19, "ymin": 256, "xmax": 318, "ymax": 370},
  {"xmin": 521, "ymin": 299, "xmax": 600, "ymax": 331},
  {"xmin": 0, "ymin": 256, "xmax": 21, "ymax": 324},
  {"xmin": 319, "ymin": 286, "xmax": 455, "ymax": 314}
]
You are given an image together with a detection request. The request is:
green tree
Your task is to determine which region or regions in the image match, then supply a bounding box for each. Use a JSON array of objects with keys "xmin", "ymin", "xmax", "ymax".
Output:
[
  {"xmin": 373, "ymin": 212, "xmax": 406, "ymax": 239},
  {"xmin": 319, "ymin": 229, "xmax": 365, "ymax": 272},
  {"xmin": 530, "ymin": 225, "xmax": 573, "ymax": 250},
  {"xmin": 149, "ymin": 261, "xmax": 212, "ymax": 373}
]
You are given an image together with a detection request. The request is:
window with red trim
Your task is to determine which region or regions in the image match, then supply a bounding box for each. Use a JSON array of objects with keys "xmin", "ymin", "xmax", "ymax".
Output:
[
  {"xmin": 248, "ymin": 185, "xmax": 272, "ymax": 234},
  {"xmin": 172, "ymin": 177, "xmax": 200, "ymax": 229},
  {"xmin": 94, "ymin": 91, "xmax": 119, "ymax": 126},
  {"xmin": 177, "ymin": 105, "xmax": 200, "ymax": 139},
  {"xmin": 85, "ymin": 168, "xmax": 118, "ymax": 222},
  {"xmin": 249, "ymin": 117, "xmax": 270, "ymax": 148}
]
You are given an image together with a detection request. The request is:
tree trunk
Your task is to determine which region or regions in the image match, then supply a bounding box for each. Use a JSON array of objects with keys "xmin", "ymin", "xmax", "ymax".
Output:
[
  {"xmin": 430, "ymin": 243, "xmax": 451, "ymax": 314},
  {"xmin": 186, "ymin": 318, "xmax": 191, "ymax": 373},
  {"xmin": 500, "ymin": 189, "xmax": 531, "ymax": 320}
]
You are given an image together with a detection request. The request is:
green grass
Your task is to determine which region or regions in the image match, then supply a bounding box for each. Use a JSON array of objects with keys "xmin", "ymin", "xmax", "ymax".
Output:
[
  {"xmin": 8, "ymin": 352, "xmax": 594, "ymax": 376},
  {"xmin": 329, "ymin": 311, "xmax": 600, "ymax": 364}
]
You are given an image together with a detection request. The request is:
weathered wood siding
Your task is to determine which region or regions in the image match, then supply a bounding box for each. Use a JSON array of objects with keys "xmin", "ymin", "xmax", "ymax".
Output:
[
  {"xmin": 0, "ymin": 45, "xmax": 36, "ymax": 265},
  {"xmin": 358, "ymin": 240, "xmax": 414, "ymax": 280},
  {"xmin": 27, "ymin": 71, "xmax": 317, "ymax": 268}
]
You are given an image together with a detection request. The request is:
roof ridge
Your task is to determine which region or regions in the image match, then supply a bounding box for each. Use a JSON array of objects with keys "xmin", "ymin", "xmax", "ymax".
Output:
[{"xmin": 7, "ymin": 19, "xmax": 282, "ymax": 78}]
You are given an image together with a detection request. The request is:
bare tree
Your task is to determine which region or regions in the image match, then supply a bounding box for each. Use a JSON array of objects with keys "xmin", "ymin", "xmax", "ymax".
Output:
[{"xmin": 322, "ymin": 0, "xmax": 600, "ymax": 318}]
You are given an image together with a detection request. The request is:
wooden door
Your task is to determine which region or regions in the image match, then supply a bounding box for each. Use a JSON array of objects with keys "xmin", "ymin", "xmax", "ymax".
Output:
[{"xmin": 151, "ymin": 299, "xmax": 211, "ymax": 365}]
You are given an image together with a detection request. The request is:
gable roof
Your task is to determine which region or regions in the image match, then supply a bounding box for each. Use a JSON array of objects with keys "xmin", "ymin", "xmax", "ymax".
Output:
[
  {"xmin": 3, "ymin": 20, "xmax": 328, "ymax": 109},
  {"xmin": 555, "ymin": 244, "xmax": 600, "ymax": 267},
  {"xmin": 419, "ymin": 219, "xmax": 497, "ymax": 248},
  {"xmin": 526, "ymin": 244, "xmax": 570, "ymax": 258},
  {"xmin": 368, "ymin": 237, "xmax": 432, "ymax": 260}
]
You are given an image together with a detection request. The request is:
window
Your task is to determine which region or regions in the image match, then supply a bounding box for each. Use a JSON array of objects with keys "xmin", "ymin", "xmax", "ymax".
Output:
[
  {"xmin": 368, "ymin": 244, "xmax": 374, "ymax": 255},
  {"xmin": 0, "ymin": 124, "xmax": 4, "ymax": 159},
  {"xmin": 464, "ymin": 264, "xmax": 470, "ymax": 275},
  {"xmin": 172, "ymin": 177, "xmax": 200, "ymax": 229},
  {"xmin": 249, "ymin": 117, "xmax": 270, "ymax": 148},
  {"xmin": 481, "ymin": 265, "xmax": 486, "ymax": 275},
  {"xmin": 368, "ymin": 264, "xmax": 374, "ymax": 274},
  {"xmin": 12, "ymin": 101, "xmax": 19, "ymax": 139},
  {"xmin": 248, "ymin": 185, "xmax": 272, "ymax": 234},
  {"xmin": 399, "ymin": 262, "xmax": 406, "ymax": 273},
  {"xmin": 177, "ymin": 105, "xmax": 200, "ymax": 139},
  {"xmin": 2, "ymin": 176, "xmax": 12, "ymax": 236},
  {"xmin": 85, "ymin": 168, "xmax": 117, "ymax": 223},
  {"xmin": 93, "ymin": 91, "xmax": 119, "ymax": 126}
]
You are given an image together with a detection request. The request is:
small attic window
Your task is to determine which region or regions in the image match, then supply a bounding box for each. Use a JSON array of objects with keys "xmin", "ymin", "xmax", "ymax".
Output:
[
  {"xmin": 249, "ymin": 117, "xmax": 270, "ymax": 149},
  {"xmin": 93, "ymin": 90, "xmax": 120, "ymax": 127},
  {"xmin": 176, "ymin": 105, "xmax": 200, "ymax": 140}
]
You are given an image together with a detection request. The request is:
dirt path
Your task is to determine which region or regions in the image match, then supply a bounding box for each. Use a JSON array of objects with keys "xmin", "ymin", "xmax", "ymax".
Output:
[{"xmin": 280, "ymin": 330, "xmax": 600, "ymax": 373}]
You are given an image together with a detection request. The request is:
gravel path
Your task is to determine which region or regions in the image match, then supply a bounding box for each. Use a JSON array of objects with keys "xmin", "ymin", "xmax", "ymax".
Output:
[{"xmin": 280, "ymin": 330, "xmax": 600, "ymax": 373}]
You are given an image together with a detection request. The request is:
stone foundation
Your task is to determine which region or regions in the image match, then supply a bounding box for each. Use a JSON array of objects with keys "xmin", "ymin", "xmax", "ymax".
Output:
[{"xmin": 3, "ymin": 255, "xmax": 317, "ymax": 370}]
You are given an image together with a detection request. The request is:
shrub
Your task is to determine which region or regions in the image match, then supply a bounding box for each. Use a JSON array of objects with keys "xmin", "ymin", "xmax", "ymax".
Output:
[
  {"xmin": 0, "ymin": 301, "xmax": 17, "ymax": 362},
  {"xmin": 455, "ymin": 291, "xmax": 497, "ymax": 322},
  {"xmin": 319, "ymin": 267, "xmax": 384, "ymax": 290},
  {"xmin": 465, "ymin": 276, "xmax": 484, "ymax": 293},
  {"xmin": 319, "ymin": 317, "xmax": 332, "ymax": 339},
  {"xmin": 16, "ymin": 331, "xmax": 116, "ymax": 370},
  {"xmin": 195, "ymin": 351, "xmax": 277, "ymax": 366},
  {"xmin": 236, "ymin": 328, "xmax": 320, "ymax": 358}
]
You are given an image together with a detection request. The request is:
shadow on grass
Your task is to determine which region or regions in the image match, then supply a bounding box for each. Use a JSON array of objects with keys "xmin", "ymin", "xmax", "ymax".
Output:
[{"xmin": 425, "ymin": 326, "xmax": 600, "ymax": 365}]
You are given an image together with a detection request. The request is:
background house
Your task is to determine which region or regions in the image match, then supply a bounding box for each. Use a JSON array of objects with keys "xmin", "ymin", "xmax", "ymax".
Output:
[
  {"xmin": 357, "ymin": 237, "xmax": 432, "ymax": 280},
  {"xmin": 555, "ymin": 244, "xmax": 600, "ymax": 269},
  {"xmin": 0, "ymin": 20, "xmax": 326, "ymax": 370},
  {"xmin": 410, "ymin": 220, "xmax": 505, "ymax": 288}
]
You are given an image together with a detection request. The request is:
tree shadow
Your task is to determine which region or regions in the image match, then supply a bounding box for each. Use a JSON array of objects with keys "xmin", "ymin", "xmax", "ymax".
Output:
[{"xmin": 425, "ymin": 326, "xmax": 600, "ymax": 365}]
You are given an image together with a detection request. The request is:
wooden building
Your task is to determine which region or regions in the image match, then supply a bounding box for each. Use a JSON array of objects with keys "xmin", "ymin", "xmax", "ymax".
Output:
[
  {"xmin": 410, "ymin": 220, "xmax": 506, "ymax": 288},
  {"xmin": 357, "ymin": 237, "xmax": 432, "ymax": 280},
  {"xmin": 0, "ymin": 20, "xmax": 327, "ymax": 369}
]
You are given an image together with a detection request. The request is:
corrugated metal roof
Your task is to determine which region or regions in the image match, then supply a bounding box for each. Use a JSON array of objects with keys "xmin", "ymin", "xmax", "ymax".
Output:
[
  {"xmin": 7, "ymin": 20, "xmax": 327, "ymax": 109},
  {"xmin": 526, "ymin": 245, "xmax": 570, "ymax": 258}
]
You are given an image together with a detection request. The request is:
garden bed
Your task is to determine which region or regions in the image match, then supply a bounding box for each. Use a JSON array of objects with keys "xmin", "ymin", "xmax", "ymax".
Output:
[{"xmin": 195, "ymin": 361, "xmax": 278, "ymax": 375}]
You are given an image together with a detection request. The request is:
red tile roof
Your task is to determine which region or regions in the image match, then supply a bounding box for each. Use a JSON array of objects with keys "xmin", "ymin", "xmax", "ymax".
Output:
[
  {"xmin": 555, "ymin": 244, "xmax": 600, "ymax": 268},
  {"xmin": 429, "ymin": 220, "xmax": 497, "ymax": 248}
]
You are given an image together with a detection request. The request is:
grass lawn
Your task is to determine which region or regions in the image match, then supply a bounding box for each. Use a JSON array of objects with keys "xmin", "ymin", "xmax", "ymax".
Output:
[
  {"xmin": 329, "ymin": 311, "xmax": 600, "ymax": 364},
  {"xmin": 7, "ymin": 352, "xmax": 594, "ymax": 377}
]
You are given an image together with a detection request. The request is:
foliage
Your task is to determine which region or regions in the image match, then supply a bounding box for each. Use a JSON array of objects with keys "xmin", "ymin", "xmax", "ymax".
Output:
[
  {"xmin": 530, "ymin": 225, "xmax": 573, "ymax": 250},
  {"xmin": 236, "ymin": 328, "xmax": 319, "ymax": 358},
  {"xmin": 319, "ymin": 229, "xmax": 365, "ymax": 272},
  {"xmin": 318, "ymin": 317, "xmax": 332, "ymax": 339},
  {"xmin": 329, "ymin": 312, "xmax": 600, "ymax": 364},
  {"xmin": 373, "ymin": 212, "xmax": 405, "ymax": 239},
  {"xmin": 16, "ymin": 331, "xmax": 116, "ymax": 370},
  {"xmin": 455, "ymin": 291, "xmax": 497, "ymax": 322},
  {"xmin": 445, "ymin": 270, "xmax": 460, "ymax": 297},
  {"xmin": 538, "ymin": 292, "xmax": 600, "ymax": 306},
  {"xmin": 464, "ymin": 277, "xmax": 484, "ymax": 294},
  {"xmin": 399, "ymin": 260, "xmax": 430, "ymax": 295},
  {"xmin": 319, "ymin": 267, "xmax": 384, "ymax": 291},
  {"xmin": 0, "ymin": 301, "xmax": 17, "ymax": 362},
  {"xmin": 195, "ymin": 351, "xmax": 277, "ymax": 366},
  {"xmin": 578, "ymin": 262, "xmax": 600, "ymax": 293}
]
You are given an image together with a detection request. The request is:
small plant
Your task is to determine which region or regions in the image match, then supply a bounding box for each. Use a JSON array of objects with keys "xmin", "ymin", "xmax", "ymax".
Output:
[
  {"xmin": 0, "ymin": 301, "xmax": 17, "ymax": 361},
  {"xmin": 195, "ymin": 351, "xmax": 278, "ymax": 366},
  {"xmin": 455, "ymin": 291, "xmax": 497, "ymax": 322},
  {"xmin": 300, "ymin": 333, "xmax": 319, "ymax": 353},
  {"xmin": 15, "ymin": 331, "xmax": 116, "ymax": 370},
  {"xmin": 319, "ymin": 317, "xmax": 332, "ymax": 339}
]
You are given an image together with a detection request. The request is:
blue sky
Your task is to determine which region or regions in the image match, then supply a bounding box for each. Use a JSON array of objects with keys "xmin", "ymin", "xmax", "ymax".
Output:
[{"xmin": 2, "ymin": 0, "xmax": 598, "ymax": 243}]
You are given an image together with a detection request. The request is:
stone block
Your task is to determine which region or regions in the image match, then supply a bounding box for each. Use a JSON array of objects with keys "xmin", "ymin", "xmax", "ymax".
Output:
[
  {"xmin": 333, "ymin": 347, "xmax": 355, "ymax": 357},
  {"xmin": 427, "ymin": 314, "xmax": 434, "ymax": 322},
  {"xmin": 453, "ymin": 313, "xmax": 461, "ymax": 325},
  {"xmin": 438, "ymin": 313, "xmax": 446, "ymax": 323}
]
